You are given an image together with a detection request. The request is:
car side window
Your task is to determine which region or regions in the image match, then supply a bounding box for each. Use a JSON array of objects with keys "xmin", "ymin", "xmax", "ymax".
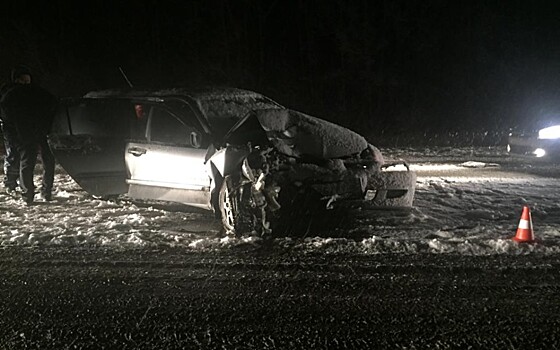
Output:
[
  {"xmin": 148, "ymin": 106, "xmax": 202, "ymax": 147},
  {"xmin": 69, "ymin": 100, "xmax": 130, "ymax": 137},
  {"xmin": 130, "ymin": 104, "xmax": 149, "ymax": 141}
]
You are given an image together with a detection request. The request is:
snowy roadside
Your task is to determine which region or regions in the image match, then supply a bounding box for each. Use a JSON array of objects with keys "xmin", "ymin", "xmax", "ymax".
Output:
[{"xmin": 1, "ymin": 147, "xmax": 559, "ymax": 256}]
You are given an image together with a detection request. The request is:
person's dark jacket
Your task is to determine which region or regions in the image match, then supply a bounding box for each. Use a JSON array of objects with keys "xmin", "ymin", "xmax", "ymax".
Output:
[
  {"xmin": 0, "ymin": 82, "xmax": 16, "ymax": 123},
  {"xmin": 0, "ymin": 84, "xmax": 58, "ymax": 143}
]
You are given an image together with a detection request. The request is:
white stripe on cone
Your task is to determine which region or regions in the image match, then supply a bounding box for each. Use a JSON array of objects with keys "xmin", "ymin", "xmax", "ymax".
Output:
[{"xmin": 518, "ymin": 220, "xmax": 532, "ymax": 230}]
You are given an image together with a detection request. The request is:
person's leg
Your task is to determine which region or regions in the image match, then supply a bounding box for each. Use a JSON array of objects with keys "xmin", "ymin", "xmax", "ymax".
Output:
[
  {"xmin": 18, "ymin": 142, "xmax": 38, "ymax": 204},
  {"xmin": 39, "ymin": 138, "xmax": 55, "ymax": 200},
  {"xmin": 2, "ymin": 124, "xmax": 21, "ymax": 191}
]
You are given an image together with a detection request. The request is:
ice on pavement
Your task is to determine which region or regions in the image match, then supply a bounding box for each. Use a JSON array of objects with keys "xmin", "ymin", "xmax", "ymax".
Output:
[{"xmin": 1, "ymin": 147, "xmax": 560, "ymax": 256}]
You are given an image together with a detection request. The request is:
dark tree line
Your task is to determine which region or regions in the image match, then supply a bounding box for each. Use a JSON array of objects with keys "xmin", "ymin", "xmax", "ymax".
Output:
[{"xmin": 2, "ymin": 0, "xmax": 560, "ymax": 145}]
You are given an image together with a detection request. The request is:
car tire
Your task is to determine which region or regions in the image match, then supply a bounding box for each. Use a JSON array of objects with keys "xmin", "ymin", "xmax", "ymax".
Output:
[
  {"xmin": 218, "ymin": 174, "xmax": 271, "ymax": 237},
  {"xmin": 219, "ymin": 175, "xmax": 240, "ymax": 235},
  {"xmin": 507, "ymin": 144, "xmax": 528, "ymax": 155},
  {"xmin": 271, "ymin": 184, "xmax": 325, "ymax": 237}
]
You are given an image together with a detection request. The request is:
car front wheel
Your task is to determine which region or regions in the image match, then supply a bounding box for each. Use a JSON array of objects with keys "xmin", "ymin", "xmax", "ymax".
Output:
[{"xmin": 218, "ymin": 174, "xmax": 273, "ymax": 237}]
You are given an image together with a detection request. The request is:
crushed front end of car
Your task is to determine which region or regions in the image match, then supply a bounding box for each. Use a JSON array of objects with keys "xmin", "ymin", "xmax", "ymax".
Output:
[{"xmin": 214, "ymin": 108, "xmax": 416, "ymax": 237}]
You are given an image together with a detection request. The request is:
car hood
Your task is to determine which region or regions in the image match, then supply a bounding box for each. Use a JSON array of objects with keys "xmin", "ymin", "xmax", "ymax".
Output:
[{"xmin": 247, "ymin": 109, "xmax": 368, "ymax": 159}]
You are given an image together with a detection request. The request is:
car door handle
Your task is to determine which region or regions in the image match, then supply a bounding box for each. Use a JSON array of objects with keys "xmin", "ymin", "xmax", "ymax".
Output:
[{"xmin": 127, "ymin": 147, "xmax": 147, "ymax": 156}]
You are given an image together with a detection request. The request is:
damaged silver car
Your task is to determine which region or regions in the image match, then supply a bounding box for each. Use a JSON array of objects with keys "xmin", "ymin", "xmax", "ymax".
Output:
[{"xmin": 49, "ymin": 87, "xmax": 416, "ymax": 236}]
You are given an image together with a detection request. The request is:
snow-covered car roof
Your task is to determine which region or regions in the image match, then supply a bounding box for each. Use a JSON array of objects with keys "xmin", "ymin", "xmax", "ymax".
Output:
[
  {"xmin": 85, "ymin": 86, "xmax": 271, "ymax": 99},
  {"xmin": 84, "ymin": 87, "xmax": 284, "ymax": 137},
  {"xmin": 83, "ymin": 86, "xmax": 370, "ymax": 159}
]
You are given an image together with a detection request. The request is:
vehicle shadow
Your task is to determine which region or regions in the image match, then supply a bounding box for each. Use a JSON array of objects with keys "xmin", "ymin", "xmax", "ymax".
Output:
[{"xmin": 272, "ymin": 198, "xmax": 415, "ymax": 240}]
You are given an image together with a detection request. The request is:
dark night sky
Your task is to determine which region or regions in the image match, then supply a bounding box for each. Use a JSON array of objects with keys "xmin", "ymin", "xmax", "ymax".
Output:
[{"xmin": 2, "ymin": 1, "xmax": 560, "ymax": 141}]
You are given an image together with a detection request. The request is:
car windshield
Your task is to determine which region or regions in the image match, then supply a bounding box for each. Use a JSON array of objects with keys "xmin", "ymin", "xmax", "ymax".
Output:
[{"xmin": 194, "ymin": 91, "xmax": 283, "ymax": 138}]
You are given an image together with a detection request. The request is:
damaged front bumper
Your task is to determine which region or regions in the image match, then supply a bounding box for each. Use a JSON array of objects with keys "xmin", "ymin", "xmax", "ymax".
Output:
[{"xmin": 283, "ymin": 163, "xmax": 416, "ymax": 209}]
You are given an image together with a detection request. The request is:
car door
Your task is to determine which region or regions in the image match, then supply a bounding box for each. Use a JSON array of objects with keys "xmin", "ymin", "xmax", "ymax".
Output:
[
  {"xmin": 125, "ymin": 103, "xmax": 212, "ymax": 209},
  {"xmin": 48, "ymin": 98, "xmax": 134, "ymax": 196}
]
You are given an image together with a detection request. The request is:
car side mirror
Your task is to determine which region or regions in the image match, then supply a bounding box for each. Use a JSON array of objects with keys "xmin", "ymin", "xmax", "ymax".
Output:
[{"xmin": 190, "ymin": 131, "xmax": 201, "ymax": 148}]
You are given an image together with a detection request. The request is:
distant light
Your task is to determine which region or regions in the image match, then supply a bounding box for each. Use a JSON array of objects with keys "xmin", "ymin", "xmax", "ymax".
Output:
[
  {"xmin": 507, "ymin": 144, "xmax": 511, "ymax": 153},
  {"xmin": 538, "ymin": 125, "xmax": 560, "ymax": 139},
  {"xmin": 534, "ymin": 148, "xmax": 546, "ymax": 157}
]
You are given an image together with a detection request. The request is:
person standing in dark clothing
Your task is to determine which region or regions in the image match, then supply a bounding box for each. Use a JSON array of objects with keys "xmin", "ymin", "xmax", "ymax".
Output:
[
  {"xmin": 0, "ymin": 66, "xmax": 32, "ymax": 195},
  {"xmin": 0, "ymin": 66, "xmax": 57, "ymax": 205}
]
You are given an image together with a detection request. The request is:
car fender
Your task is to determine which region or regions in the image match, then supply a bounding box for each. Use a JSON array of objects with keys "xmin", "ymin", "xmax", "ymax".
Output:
[{"xmin": 207, "ymin": 146, "xmax": 251, "ymax": 179}]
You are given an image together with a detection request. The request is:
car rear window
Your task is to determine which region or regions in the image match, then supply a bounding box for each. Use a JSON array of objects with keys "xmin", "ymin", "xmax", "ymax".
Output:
[{"xmin": 61, "ymin": 99, "xmax": 139, "ymax": 138}]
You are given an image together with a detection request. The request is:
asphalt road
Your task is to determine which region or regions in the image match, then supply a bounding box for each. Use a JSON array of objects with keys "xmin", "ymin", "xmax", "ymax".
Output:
[{"xmin": 1, "ymin": 246, "xmax": 559, "ymax": 349}]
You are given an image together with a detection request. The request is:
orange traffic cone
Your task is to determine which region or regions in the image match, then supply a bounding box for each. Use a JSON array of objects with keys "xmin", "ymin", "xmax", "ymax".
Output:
[{"xmin": 512, "ymin": 206, "xmax": 535, "ymax": 243}]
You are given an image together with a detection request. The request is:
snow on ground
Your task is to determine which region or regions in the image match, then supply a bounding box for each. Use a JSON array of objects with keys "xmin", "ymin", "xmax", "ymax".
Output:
[{"xmin": 1, "ymin": 146, "xmax": 560, "ymax": 256}]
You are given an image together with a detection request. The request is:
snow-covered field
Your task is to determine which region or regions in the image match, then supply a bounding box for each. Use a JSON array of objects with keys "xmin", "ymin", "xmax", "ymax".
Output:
[{"xmin": 2, "ymin": 146, "xmax": 559, "ymax": 256}]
